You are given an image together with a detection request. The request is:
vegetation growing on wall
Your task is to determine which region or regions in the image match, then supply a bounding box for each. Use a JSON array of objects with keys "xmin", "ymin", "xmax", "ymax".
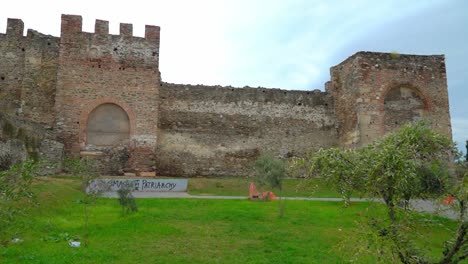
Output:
[{"xmin": 0, "ymin": 115, "xmax": 42, "ymax": 163}]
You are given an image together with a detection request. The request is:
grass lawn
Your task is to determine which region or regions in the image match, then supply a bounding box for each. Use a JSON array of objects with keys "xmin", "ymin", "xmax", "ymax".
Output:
[
  {"xmin": 0, "ymin": 177, "xmax": 461, "ymax": 264},
  {"xmin": 187, "ymin": 177, "xmax": 343, "ymax": 197}
]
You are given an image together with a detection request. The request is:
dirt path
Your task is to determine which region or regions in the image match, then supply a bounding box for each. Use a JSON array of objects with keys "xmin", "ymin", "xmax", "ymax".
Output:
[{"xmin": 101, "ymin": 191, "xmax": 460, "ymax": 220}]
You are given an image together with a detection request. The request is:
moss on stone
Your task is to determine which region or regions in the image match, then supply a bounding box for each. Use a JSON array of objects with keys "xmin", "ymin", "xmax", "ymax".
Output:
[{"xmin": 2, "ymin": 120, "xmax": 16, "ymax": 138}]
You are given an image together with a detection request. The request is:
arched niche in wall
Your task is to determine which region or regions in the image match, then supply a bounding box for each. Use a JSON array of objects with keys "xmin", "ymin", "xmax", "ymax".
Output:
[
  {"xmin": 86, "ymin": 103, "xmax": 130, "ymax": 146},
  {"xmin": 383, "ymin": 86, "xmax": 427, "ymax": 134}
]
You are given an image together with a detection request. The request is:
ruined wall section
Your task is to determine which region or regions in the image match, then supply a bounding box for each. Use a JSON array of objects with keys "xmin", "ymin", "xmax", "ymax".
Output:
[
  {"xmin": 0, "ymin": 19, "xmax": 25, "ymax": 113},
  {"xmin": 21, "ymin": 30, "xmax": 59, "ymax": 125},
  {"xmin": 329, "ymin": 52, "xmax": 451, "ymax": 147},
  {"xmin": 54, "ymin": 15, "xmax": 161, "ymax": 170},
  {"xmin": 327, "ymin": 55, "xmax": 361, "ymax": 147},
  {"xmin": 0, "ymin": 112, "xmax": 63, "ymax": 174},
  {"xmin": 158, "ymin": 83, "xmax": 338, "ymax": 177},
  {"xmin": 0, "ymin": 19, "xmax": 60, "ymax": 126}
]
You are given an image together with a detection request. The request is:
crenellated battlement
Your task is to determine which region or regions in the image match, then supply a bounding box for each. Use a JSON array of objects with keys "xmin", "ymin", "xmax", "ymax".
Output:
[
  {"xmin": 56, "ymin": 14, "xmax": 161, "ymax": 75},
  {"xmin": 95, "ymin": 19, "xmax": 109, "ymax": 35},
  {"xmin": 60, "ymin": 14, "xmax": 82, "ymax": 35},
  {"xmin": 145, "ymin": 25, "xmax": 160, "ymax": 41},
  {"xmin": 5, "ymin": 18, "xmax": 24, "ymax": 38},
  {"xmin": 119, "ymin": 23, "xmax": 133, "ymax": 37},
  {"xmin": 60, "ymin": 14, "xmax": 160, "ymax": 42}
]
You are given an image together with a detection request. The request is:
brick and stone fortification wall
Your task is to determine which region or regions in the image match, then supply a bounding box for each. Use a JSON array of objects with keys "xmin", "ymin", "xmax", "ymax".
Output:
[
  {"xmin": 21, "ymin": 30, "xmax": 59, "ymax": 126},
  {"xmin": 158, "ymin": 83, "xmax": 338, "ymax": 176},
  {"xmin": 0, "ymin": 14, "xmax": 453, "ymax": 177},
  {"xmin": 329, "ymin": 52, "xmax": 451, "ymax": 147},
  {"xmin": 54, "ymin": 15, "xmax": 161, "ymax": 170},
  {"xmin": 0, "ymin": 19, "xmax": 25, "ymax": 113},
  {"xmin": 0, "ymin": 19, "xmax": 59, "ymax": 125}
]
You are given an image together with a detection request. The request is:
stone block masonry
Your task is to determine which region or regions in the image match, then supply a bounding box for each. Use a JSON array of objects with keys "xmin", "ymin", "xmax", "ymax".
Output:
[
  {"xmin": 158, "ymin": 84, "xmax": 337, "ymax": 176},
  {"xmin": 0, "ymin": 15, "xmax": 452, "ymax": 176}
]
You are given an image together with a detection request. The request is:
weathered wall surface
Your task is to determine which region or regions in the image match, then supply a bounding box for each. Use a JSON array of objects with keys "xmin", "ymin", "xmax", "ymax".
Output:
[
  {"xmin": 329, "ymin": 52, "xmax": 452, "ymax": 147},
  {"xmin": 383, "ymin": 86, "xmax": 425, "ymax": 133},
  {"xmin": 0, "ymin": 113, "xmax": 63, "ymax": 174},
  {"xmin": 158, "ymin": 84, "xmax": 338, "ymax": 176},
  {"xmin": 21, "ymin": 30, "xmax": 59, "ymax": 126},
  {"xmin": 54, "ymin": 15, "xmax": 161, "ymax": 171},
  {"xmin": 0, "ymin": 19, "xmax": 60, "ymax": 126},
  {"xmin": 0, "ymin": 19, "xmax": 26, "ymax": 113}
]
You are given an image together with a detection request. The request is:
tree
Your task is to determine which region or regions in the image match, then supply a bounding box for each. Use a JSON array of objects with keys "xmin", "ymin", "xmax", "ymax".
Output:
[
  {"xmin": 254, "ymin": 154, "xmax": 286, "ymax": 217},
  {"xmin": 296, "ymin": 122, "xmax": 467, "ymax": 263}
]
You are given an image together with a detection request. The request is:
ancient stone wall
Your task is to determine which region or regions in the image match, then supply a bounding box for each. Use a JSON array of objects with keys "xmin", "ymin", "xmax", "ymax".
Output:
[
  {"xmin": 0, "ymin": 19, "xmax": 26, "ymax": 113},
  {"xmin": 329, "ymin": 52, "xmax": 451, "ymax": 147},
  {"xmin": 0, "ymin": 19, "xmax": 60, "ymax": 126},
  {"xmin": 21, "ymin": 30, "xmax": 59, "ymax": 126},
  {"xmin": 158, "ymin": 83, "xmax": 338, "ymax": 176},
  {"xmin": 0, "ymin": 112, "xmax": 63, "ymax": 174},
  {"xmin": 53, "ymin": 15, "xmax": 161, "ymax": 171},
  {"xmin": 0, "ymin": 15, "xmax": 453, "ymax": 177}
]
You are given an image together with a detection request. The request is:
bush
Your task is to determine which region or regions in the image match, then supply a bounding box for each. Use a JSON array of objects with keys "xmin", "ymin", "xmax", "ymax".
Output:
[{"xmin": 117, "ymin": 183, "xmax": 138, "ymax": 215}]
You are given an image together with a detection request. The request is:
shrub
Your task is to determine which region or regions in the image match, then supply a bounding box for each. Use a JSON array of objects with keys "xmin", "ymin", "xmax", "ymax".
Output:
[{"xmin": 117, "ymin": 182, "xmax": 138, "ymax": 215}]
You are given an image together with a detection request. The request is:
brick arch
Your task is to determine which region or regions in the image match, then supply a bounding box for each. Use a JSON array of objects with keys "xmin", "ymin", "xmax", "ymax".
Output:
[
  {"xmin": 79, "ymin": 98, "xmax": 136, "ymax": 147},
  {"xmin": 379, "ymin": 82, "xmax": 432, "ymax": 112},
  {"xmin": 378, "ymin": 83, "xmax": 432, "ymax": 135}
]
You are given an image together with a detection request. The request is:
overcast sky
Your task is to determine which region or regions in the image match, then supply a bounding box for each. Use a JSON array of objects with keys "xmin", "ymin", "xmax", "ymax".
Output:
[{"xmin": 1, "ymin": 0, "xmax": 466, "ymax": 154}]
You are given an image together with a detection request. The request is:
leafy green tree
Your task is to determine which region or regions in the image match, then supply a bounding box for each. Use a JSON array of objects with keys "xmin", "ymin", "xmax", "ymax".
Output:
[
  {"xmin": 298, "ymin": 147, "xmax": 365, "ymax": 206},
  {"xmin": 296, "ymin": 122, "xmax": 467, "ymax": 263},
  {"xmin": 254, "ymin": 154, "xmax": 286, "ymax": 217},
  {"xmin": 442, "ymin": 161, "xmax": 468, "ymax": 264}
]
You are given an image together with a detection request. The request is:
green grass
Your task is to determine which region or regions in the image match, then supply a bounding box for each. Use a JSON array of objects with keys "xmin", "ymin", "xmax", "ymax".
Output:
[
  {"xmin": 0, "ymin": 177, "xmax": 462, "ymax": 264},
  {"xmin": 188, "ymin": 177, "xmax": 343, "ymax": 197}
]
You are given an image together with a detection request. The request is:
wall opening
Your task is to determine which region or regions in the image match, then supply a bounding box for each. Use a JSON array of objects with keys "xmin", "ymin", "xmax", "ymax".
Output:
[
  {"xmin": 86, "ymin": 103, "xmax": 130, "ymax": 146},
  {"xmin": 383, "ymin": 86, "xmax": 426, "ymax": 133}
]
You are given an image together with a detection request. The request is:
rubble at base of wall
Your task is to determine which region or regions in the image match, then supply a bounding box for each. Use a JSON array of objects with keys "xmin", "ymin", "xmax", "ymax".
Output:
[
  {"xmin": 0, "ymin": 138, "xmax": 64, "ymax": 175},
  {"xmin": 0, "ymin": 139, "xmax": 28, "ymax": 167},
  {"xmin": 0, "ymin": 113, "xmax": 64, "ymax": 175},
  {"xmin": 80, "ymin": 144, "xmax": 131, "ymax": 176},
  {"xmin": 37, "ymin": 139, "xmax": 64, "ymax": 175}
]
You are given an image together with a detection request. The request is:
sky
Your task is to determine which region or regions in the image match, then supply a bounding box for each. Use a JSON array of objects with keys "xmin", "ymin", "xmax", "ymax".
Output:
[{"xmin": 1, "ymin": 0, "xmax": 467, "ymax": 155}]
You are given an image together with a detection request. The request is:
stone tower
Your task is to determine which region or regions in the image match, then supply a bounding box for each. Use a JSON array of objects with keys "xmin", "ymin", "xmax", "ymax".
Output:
[
  {"xmin": 327, "ymin": 52, "xmax": 451, "ymax": 147},
  {"xmin": 54, "ymin": 15, "xmax": 161, "ymax": 171}
]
